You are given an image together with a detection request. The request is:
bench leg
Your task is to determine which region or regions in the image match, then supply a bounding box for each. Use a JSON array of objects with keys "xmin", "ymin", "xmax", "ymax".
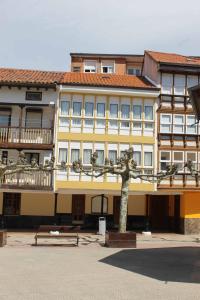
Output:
[
  {"xmin": 35, "ymin": 237, "xmax": 37, "ymax": 246},
  {"xmin": 77, "ymin": 236, "xmax": 79, "ymax": 247}
]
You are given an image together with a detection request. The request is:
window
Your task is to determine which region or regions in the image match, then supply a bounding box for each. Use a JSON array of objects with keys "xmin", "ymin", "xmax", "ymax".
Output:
[
  {"xmin": 25, "ymin": 153, "xmax": 39, "ymax": 164},
  {"xmin": 127, "ymin": 68, "xmax": 141, "ymax": 76},
  {"xmin": 173, "ymin": 115, "xmax": 184, "ymax": 133},
  {"xmin": 187, "ymin": 152, "xmax": 196, "ymax": 162},
  {"xmin": 110, "ymin": 104, "xmax": 118, "ymax": 118},
  {"xmin": 59, "ymin": 118, "xmax": 69, "ymax": 127},
  {"xmin": 85, "ymin": 102, "xmax": 94, "ymax": 117},
  {"xmin": 160, "ymin": 151, "xmax": 170, "ymax": 171},
  {"xmin": 186, "ymin": 115, "xmax": 197, "ymax": 134},
  {"xmin": 60, "ymin": 101, "xmax": 70, "ymax": 116},
  {"xmin": 1, "ymin": 151, "xmax": 8, "ymax": 165},
  {"xmin": 173, "ymin": 151, "xmax": 184, "ymax": 169},
  {"xmin": 73, "ymin": 102, "xmax": 82, "ymax": 116},
  {"xmin": 144, "ymin": 106, "xmax": 153, "ymax": 120},
  {"xmin": 133, "ymin": 151, "xmax": 141, "ymax": 166},
  {"xmin": 0, "ymin": 109, "xmax": 11, "ymax": 126},
  {"xmin": 73, "ymin": 66, "xmax": 81, "ymax": 72},
  {"xmin": 120, "ymin": 151, "xmax": 126, "ymax": 158},
  {"xmin": 101, "ymin": 61, "xmax": 114, "ymax": 73},
  {"xmin": 121, "ymin": 104, "xmax": 130, "ymax": 119},
  {"xmin": 133, "ymin": 105, "xmax": 142, "ymax": 119},
  {"xmin": 25, "ymin": 110, "xmax": 42, "ymax": 128},
  {"xmin": 96, "ymin": 150, "xmax": 104, "ymax": 165},
  {"xmin": 59, "ymin": 148, "xmax": 68, "ymax": 163},
  {"xmin": 3, "ymin": 193, "xmax": 20, "ymax": 216},
  {"xmin": 85, "ymin": 119, "xmax": 94, "ymax": 127},
  {"xmin": 144, "ymin": 152, "xmax": 153, "ymax": 167},
  {"xmin": 83, "ymin": 149, "xmax": 92, "ymax": 164},
  {"xmin": 97, "ymin": 103, "xmax": 105, "ymax": 117},
  {"xmin": 26, "ymin": 92, "xmax": 42, "ymax": 101},
  {"xmin": 121, "ymin": 121, "xmax": 130, "ymax": 128},
  {"xmin": 71, "ymin": 149, "xmax": 80, "ymax": 163},
  {"xmin": 160, "ymin": 114, "xmax": 172, "ymax": 133},
  {"xmin": 91, "ymin": 195, "xmax": 108, "ymax": 214},
  {"xmin": 84, "ymin": 61, "xmax": 96, "ymax": 73},
  {"xmin": 108, "ymin": 150, "xmax": 117, "ymax": 164}
]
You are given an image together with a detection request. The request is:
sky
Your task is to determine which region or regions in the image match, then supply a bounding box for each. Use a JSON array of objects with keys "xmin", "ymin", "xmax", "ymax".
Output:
[{"xmin": 0, "ymin": 0, "xmax": 200, "ymax": 71}]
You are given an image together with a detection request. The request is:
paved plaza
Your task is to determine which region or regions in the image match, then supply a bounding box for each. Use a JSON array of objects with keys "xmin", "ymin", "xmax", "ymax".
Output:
[{"xmin": 0, "ymin": 232, "xmax": 200, "ymax": 300}]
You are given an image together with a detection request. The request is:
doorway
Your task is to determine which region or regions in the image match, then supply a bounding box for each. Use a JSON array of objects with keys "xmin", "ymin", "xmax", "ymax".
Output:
[
  {"xmin": 72, "ymin": 195, "xmax": 85, "ymax": 224},
  {"xmin": 149, "ymin": 195, "xmax": 169, "ymax": 230},
  {"xmin": 113, "ymin": 196, "xmax": 121, "ymax": 226}
]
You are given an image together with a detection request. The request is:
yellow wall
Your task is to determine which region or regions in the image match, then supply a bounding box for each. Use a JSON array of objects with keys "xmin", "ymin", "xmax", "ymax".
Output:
[
  {"xmin": 57, "ymin": 132, "xmax": 154, "ymax": 144},
  {"xmin": 21, "ymin": 193, "xmax": 55, "ymax": 216},
  {"xmin": 57, "ymin": 194, "xmax": 72, "ymax": 213},
  {"xmin": 56, "ymin": 181, "xmax": 154, "ymax": 193},
  {"xmin": 180, "ymin": 192, "xmax": 200, "ymax": 218},
  {"xmin": 128, "ymin": 195, "xmax": 146, "ymax": 216},
  {"xmin": 0, "ymin": 193, "xmax": 3, "ymax": 214}
]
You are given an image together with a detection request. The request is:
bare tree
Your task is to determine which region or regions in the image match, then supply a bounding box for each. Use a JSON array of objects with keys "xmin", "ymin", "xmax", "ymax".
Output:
[{"xmin": 73, "ymin": 147, "xmax": 178, "ymax": 233}]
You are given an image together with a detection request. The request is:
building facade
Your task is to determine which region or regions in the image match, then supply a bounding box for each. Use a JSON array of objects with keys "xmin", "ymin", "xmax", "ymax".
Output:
[
  {"xmin": 54, "ymin": 73, "xmax": 159, "ymax": 229},
  {"xmin": 0, "ymin": 68, "xmax": 64, "ymax": 228},
  {"xmin": 143, "ymin": 51, "xmax": 200, "ymax": 234},
  {"xmin": 70, "ymin": 53, "xmax": 143, "ymax": 75}
]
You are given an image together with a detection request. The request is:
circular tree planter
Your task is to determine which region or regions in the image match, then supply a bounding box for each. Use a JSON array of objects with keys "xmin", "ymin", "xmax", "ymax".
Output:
[{"xmin": 105, "ymin": 231, "xmax": 136, "ymax": 248}]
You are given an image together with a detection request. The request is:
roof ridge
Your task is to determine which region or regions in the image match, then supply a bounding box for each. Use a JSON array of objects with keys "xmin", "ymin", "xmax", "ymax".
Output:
[{"xmin": 0, "ymin": 67, "xmax": 65, "ymax": 74}]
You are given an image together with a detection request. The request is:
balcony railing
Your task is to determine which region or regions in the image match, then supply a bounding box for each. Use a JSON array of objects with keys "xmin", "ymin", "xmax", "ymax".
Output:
[
  {"xmin": 0, "ymin": 170, "xmax": 53, "ymax": 190},
  {"xmin": 0, "ymin": 127, "xmax": 53, "ymax": 145}
]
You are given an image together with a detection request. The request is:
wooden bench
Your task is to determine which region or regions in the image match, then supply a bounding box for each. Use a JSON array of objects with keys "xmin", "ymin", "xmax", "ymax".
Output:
[{"xmin": 35, "ymin": 225, "xmax": 80, "ymax": 246}]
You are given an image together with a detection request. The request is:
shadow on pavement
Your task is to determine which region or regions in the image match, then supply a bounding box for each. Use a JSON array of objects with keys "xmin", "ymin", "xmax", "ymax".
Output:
[{"xmin": 100, "ymin": 246, "xmax": 200, "ymax": 283}]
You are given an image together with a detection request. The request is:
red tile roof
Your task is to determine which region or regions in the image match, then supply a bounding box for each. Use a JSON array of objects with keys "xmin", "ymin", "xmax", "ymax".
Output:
[
  {"xmin": 146, "ymin": 50, "xmax": 200, "ymax": 66},
  {"xmin": 61, "ymin": 72, "xmax": 157, "ymax": 89},
  {"xmin": 0, "ymin": 68, "xmax": 65, "ymax": 86}
]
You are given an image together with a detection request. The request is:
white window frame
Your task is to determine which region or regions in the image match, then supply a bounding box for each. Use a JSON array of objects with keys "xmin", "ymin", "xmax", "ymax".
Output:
[
  {"xmin": 101, "ymin": 60, "xmax": 115, "ymax": 74},
  {"xmin": 173, "ymin": 114, "xmax": 185, "ymax": 134},
  {"xmin": 160, "ymin": 114, "xmax": 172, "ymax": 133},
  {"xmin": 84, "ymin": 60, "xmax": 97, "ymax": 73}
]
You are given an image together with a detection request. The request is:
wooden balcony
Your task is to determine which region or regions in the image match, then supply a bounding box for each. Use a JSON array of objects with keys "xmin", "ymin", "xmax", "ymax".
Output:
[
  {"xmin": 0, "ymin": 170, "xmax": 53, "ymax": 190},
  {"xmin": 0, "ymin": 127, "xmax": 53, "ymax": 149}
]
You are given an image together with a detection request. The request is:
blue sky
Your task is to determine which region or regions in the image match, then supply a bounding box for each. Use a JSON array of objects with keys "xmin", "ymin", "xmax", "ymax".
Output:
[{"xmin": 0, "ymin": 0, "xmax": 200, "ymax": 71}]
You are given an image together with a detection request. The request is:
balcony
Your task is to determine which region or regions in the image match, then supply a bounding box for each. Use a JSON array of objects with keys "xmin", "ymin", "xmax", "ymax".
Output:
[
  {"xmin": 0, "ymin": 127, "xmax": 53, "ymax": 149},
  {"xmin": 0, "ymin": 170, "xmax": 53, "ymax": 190}
]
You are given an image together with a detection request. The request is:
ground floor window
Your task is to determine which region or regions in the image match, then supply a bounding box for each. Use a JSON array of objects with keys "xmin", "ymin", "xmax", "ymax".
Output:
[
  {"xmin": 91, "ymin": 194, "xmax": 108, "ymax": 214},
  {"xmin": 3, "ymin": 193, "xmax": 21, "ymax": 215}
]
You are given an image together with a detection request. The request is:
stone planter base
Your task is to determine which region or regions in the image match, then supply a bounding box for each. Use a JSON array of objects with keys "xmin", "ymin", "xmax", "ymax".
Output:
[
  {"xmin": 0, "ymin": 230, "xmax": 7, "ymax": 247},
  {"xmin": 105, "ymin": 231, "xmax": 136, "ymax": 248}
]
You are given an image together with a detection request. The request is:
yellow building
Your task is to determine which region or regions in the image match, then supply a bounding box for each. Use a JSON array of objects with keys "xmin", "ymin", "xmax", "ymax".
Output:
[{"xmin": 55, "ymin": 73, "xmax": 159, "ymax": 229}]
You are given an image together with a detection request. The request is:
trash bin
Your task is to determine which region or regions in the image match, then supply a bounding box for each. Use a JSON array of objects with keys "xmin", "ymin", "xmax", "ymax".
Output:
[
  {"xmin": 98, "ymin": 217, "xmax": 106, "ymax": 235},
  {"xmin": 0, "ymin": 230, "xmax": 7, "ymax": 247}
]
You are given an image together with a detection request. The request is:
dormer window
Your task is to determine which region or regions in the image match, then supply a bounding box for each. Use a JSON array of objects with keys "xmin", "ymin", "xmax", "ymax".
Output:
[
  {"xmin": 127, "ymin": 67, "xmax": 141, "ymax": 76},
  {"xmin": 84, "ymin": 61, "xmax": 96, "ymax": 73},
  {"xmin": 101, "ymin": 61, "xmax": 114, "ymax": 73}
]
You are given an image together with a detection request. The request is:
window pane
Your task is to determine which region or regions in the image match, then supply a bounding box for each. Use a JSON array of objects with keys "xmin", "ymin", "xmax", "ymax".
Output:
[
  {"xmin": 109, "ymin": 120, "xmax": 118, "ymax": 128},
  {"xmin": 26, "ymin": 111, "xmax": 42, "ymax": 128},
  {"xmin": 59, "ymin": 148, "xmax": 68, "ymax": 163},
  {"xmin": 161, "ymin": 152, "xmax": 170, "ymax": 161},
  {"xmin": 96, "ymin": 150, "xmax": 104, "ymax": 165},
  {"xmin": 133, "ymin": 105, "xmax": 142, "ymax": 119},
  {"xmin": 97, "ymin": 103, "xmax": 105, "ymax": 117},
  {"xmin": 73, "ymin": 102, "xmax": 82, "ymax": 116},
  {"xmin": 110, "ymin": 104, "xmax": 118, "ymax": 118},
  {"xmin": 187, "ymin": 152, "xmax": 196, "ymax": 162},
  {"xmin": 92, "ymin": 196, "xmax": 102, "ymax": 213},
  {"xmin": 108, "ymin": 150, "xmax": 117, "ymax": 164},
  {"xmin": 144, "ymin": 152, "xmax": 152, "ymax": 166},
  {"xmin": 71, "ymin": 149, "xmax": 80, "ymax": 163},
  {"xmin": 121, "ymin": 121, "xmax": 129, "ymax": 128},
  {"xmin": 60, "ymin": 101, "xmax": 70, "ymax": 115},
  {"xmin": 59, "ymin": 118, "xmax": 69, "ymax": 127},
  {"xmin": 161, "ymin": 115, "xmax": 171, "ymax": 123},
  {"xmin": 72, "ymin": 118, "xmax": 81, "ymax": 126},
  {"xmin": 133, "ymin": 151, "xmax": 141, "ymax": 165},
  {"xmin": 121, "ymin": 104, "xmax": 130, "ymax": 119},
  {"xmin": 174, "ymin": 115, "xmax": 184, "ymax": 124},
  {"xmin": 133, "ymin": 122, "xmax": 142, "ymax": 129},
  {"xmin": 85, "ymin": 102, "xmax": 94, "ymax": 117},
  {"xmin": 96, "ymin": 120, "xmax": 105, "ymax": 128},
  {"xmin": 174, "ymin": 152, "xmax": 183, "ymax": 161},
  {"xmin": 160, "ymin": 124, "xmax": 171, "ymax": 133},
  {"xmin": 144, "ymin": 106, "xmax": 153, "ymax": 120},
  {"xmin": 83, "ymin": 149, "xmax": 92, "ymax": 164},
  {"xmin": 85, "ymin": 119, "xmax": 94, "ymax": 127}
]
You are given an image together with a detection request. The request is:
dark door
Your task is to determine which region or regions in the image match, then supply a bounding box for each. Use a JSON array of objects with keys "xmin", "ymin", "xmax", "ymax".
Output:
[
  {"xmin": 72, "ymin": 195, "xmax": 85, "ymax": 223},
  {"xmin": 174, "ymin": 195, "xmax": 180, "ymax": 233},
  {"xmin": 149, "ymin": 195, "xmax": 169, "ymax": 230},
  {"xmin": 3, "ymin": 193, "xmax": 21, "ymax": 216},
  {"xmin": 113, "ymin": 196, "xmax": 121, "ymax": 226}
]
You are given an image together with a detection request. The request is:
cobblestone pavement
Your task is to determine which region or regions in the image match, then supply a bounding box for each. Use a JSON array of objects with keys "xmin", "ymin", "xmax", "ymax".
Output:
[{"xmin": 0, "ymin": 232, "xmax": 200, "ymax": 300}]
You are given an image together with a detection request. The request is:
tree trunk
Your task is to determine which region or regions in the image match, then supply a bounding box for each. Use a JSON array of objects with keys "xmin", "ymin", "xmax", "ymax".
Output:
[{"xmin": 119, "ymin": 175, "xmax": 129, "ymax": 233}]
